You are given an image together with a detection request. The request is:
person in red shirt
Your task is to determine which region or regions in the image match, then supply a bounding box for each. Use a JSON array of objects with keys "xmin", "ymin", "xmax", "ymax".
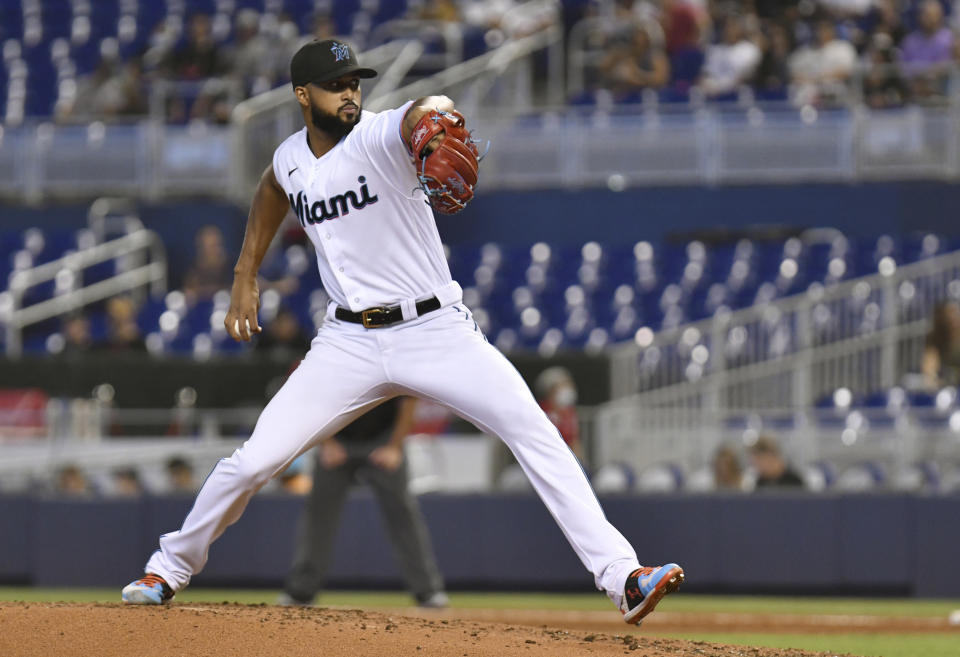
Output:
[{"xmin": 535, "ymin": 367, "xmax": 582, "ymax": 460}]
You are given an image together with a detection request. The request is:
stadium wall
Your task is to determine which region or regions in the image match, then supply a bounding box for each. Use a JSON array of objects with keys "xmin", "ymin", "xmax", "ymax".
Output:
[
  {"xmin": 0, "ymin": 352, "xmax": 611, "ymax": 406},
  {"xmin": 1, "ymin": 493, "xmax": 958, "ymax": 597}
]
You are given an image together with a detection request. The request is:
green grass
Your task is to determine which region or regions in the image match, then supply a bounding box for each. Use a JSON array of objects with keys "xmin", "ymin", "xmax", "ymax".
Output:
[
  {"xmin": 668, "ymin": 632, "xmax": 960, "ymax": 657},
  {"xmin": 1, "ymin": 588, "xmax": 958, "ymax": 618}
]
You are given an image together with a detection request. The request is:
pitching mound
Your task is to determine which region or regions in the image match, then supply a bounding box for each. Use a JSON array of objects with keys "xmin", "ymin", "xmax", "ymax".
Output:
[{"xmin": 0, "ymin": 602, "xmax": 847, "ymax": 657}]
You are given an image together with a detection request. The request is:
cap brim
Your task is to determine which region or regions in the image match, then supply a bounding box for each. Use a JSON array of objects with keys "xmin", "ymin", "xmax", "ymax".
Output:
[{"xmin": 312, "ymin": 66, "xmax": 378, "ymax": 84}]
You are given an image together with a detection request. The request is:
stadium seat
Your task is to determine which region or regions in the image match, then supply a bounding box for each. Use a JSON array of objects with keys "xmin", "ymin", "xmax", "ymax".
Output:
[
  {"xmin": 834, "ymin": 462, "xmax": 887, "ymax": 492},
  {"xmin": 592, "ymin": 462, "xmax": 636, "ymax": 494}
]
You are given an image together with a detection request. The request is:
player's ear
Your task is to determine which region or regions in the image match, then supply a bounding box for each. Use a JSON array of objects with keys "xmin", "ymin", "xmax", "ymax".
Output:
[{"xmin": 294, "ymin": 86, "xmax": 310, "ymax": 108}]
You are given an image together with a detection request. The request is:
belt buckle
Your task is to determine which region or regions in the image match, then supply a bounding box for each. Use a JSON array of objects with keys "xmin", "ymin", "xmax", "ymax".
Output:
[{"xmin": 361, "ymin": 306, "xmax": 390, "ymax": 328}]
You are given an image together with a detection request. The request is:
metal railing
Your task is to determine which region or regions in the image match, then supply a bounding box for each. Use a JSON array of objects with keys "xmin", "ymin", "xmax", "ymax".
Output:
[
  {"xmin": 4, "ymin": 45, "xmax": 960, "ymax": 202},
  {"xmin": 0, "ymin": 229, "xmax": 168, "ymax": 357},
  {"xmin": 590, "ymin": 403, "xmax": 960, "ymax": 491},
  {"xmin": 608, "ymin": 248, "xmax": 960, "ymax": 401},
  {"xmin": 366, "ymin": 24, "xmax": 565, "ymax": 114},
  {"xmin": 0, "ymin": 436, "xmax": 244, "ymax": 494},
  {"xmin": 591, "ymin": 249, "xmax": 960, "ymax": 479},
  {"xmin": 367, "ymin": 20, "xmax": 464, "ymax": 72}
]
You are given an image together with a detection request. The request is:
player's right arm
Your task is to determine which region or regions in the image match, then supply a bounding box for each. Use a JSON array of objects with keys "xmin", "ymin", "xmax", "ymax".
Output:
[{"xmin": 225, "ymin": 164, "xmax": 289, "ymax": 342}]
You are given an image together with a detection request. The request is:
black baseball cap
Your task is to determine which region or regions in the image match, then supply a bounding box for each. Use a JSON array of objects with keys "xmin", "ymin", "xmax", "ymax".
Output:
[{"xmin": 290, "ymin": 39, "xmax": 378, "ymax": 88}]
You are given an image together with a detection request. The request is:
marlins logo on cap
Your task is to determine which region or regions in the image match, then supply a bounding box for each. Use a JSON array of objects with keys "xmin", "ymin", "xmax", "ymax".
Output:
[
  {"xmin": 290, "ymin": 39, "xmax": 378, "ymax": 88},
  {"xmin": 330, "ymin": 42, "xmax": 350, "ymax": 62}
]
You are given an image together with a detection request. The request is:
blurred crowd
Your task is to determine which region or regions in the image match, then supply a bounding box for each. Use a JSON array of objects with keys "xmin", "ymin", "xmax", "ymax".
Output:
[
  {"xmin": 49, "ymin": 0, "xmax": 960, "ymax": 124},
  {"xmin": 43, "ymin": 456, "xmax": 196, "ymax": 499},
  {"xmin": 53, "ymin": 0, "xmax": 551, "ymax": 124},
  {"xmin": 58, "ymin": 8, "xmax": 340, "ymax": 123},
  {"xmin": 577, "ymin": 0, "xmax": 960, "ymax": 108}
]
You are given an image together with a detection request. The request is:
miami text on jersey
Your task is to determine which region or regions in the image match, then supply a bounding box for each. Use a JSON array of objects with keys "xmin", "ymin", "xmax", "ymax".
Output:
[{"xmin": 288, "ymin": 176, "xmax": 379, "ymax": 226}]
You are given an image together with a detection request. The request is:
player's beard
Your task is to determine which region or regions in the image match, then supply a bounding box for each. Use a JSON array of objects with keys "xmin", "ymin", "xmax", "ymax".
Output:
[{"xmin": 309, "ymin": 101, "xmax": 361, "ymax": 139}]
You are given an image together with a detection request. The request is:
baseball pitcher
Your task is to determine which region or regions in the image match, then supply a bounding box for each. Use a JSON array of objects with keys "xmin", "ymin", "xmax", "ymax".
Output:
[{"xmin": 122, "ymin": 39, "xmax": 683, "ymax": 625}]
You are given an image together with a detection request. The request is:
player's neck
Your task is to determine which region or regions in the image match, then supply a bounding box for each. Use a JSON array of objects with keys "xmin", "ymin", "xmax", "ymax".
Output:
[{"xmin": 304, "ymin": 126, "xmax": 342, "ymax": 159}]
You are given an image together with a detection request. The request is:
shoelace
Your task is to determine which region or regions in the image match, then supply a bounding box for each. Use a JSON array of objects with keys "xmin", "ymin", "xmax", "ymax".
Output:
[{"xmin": 135, "ymin": 574, "xmax": 167, "ymax": 589}]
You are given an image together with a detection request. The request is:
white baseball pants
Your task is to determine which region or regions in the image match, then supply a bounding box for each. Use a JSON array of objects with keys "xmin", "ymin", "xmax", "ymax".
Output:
[{"xmin": 145, "ymin": 304, "xmax": 640, "ymax": 602}]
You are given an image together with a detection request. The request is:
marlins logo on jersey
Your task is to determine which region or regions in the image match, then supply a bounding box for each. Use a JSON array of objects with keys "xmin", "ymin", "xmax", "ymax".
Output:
[{"xmin": 288, "ymin": 176, "xmax": 379, "ymax": 226}]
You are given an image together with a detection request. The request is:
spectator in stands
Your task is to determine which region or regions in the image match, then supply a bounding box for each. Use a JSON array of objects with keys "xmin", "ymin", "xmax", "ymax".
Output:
[
  {"xmin": 597, "ymin": 22, "xmax": 670, "ymax": 100},
  {"xmin": 256, "ymin": 226, "xmax": 309, "ymax": 298},
  {"xmin": 164, "ymin": 13, "xmax": 230, "ymax": 83},
  {"xmin": 166, "ymin": 457, "xmax": 196, "ymax": 494},
  {"xmin": 922, "ymin": 300, "xmax": 960, "ymax": 387},
  {"xmin": 55, "ymin": 465, "xmax": 94, "ymax": 498},
  {"xmin": 97, "ymin": 296, "xmax": 146, "ymax": 353},
  {"xmin": 863, "ymin": 32, "xmax": 909, "ymax": 108},
  {"xmin": 818, "ymin": 0, "xmax": 874, "ymax": 18},
  {"xmin": 416, "ymin": 0, "xmax": 462, "ymax": 22},
  {"xmin": 900, "ymin": 0, "xmax": 954, "ymax": 100},
  {"xmin": 183, "ymin": 225, "xmax": 232, "ymax": 303},
  {"xmin": 699, "ymin": 13, "xmax": 762, "ymax": 100},
  {"xmin": 59, "ymin": 40, "xmax": 147, "ymax": 121},
  {"xmin": 788, "ymin": 16, "xmax": 857, "ymax": 106},
  {"xmin": 111, "ymin": 468, "xmax": 145, "ymax": 498},
  {"xmin": 868, "ymin": 0, "xmax": 906, "ymax": 46},
  {"xmin": 752, "ymin": 0, "xmax": 801, "ymax": 21},
  {"xmin": 749, "ymin": 435, "xmax": 805, "ymax": 488},
  {"xmin": 256, "ymin": 307, "xmax": 312, "ymax": 360},
  {"xmin": 659, "ymin": 0, "xmax": 706, "ymax": 100},
  {"xmin": 162, "ymin": 12, "xmax": 233, "ymax": 123},
  {"xmin": 308, "ymin": 12, "xmax": 338, "ymax": 40},
  {"xmin": 61, "ymin": 313, "xmax": 94, "ymax": 355},
  {"xmin": 712, "ymin": 444, "xmax": 748, "ymax": 491},
  {"xmin": 535, "ymin": 366, "xmax": 583, "ymax": 460},
  {"xmin": 230, "ymin": 9, "xmax": 275, "ymax": 97},
  {"xmin": 753, "ymin": 20, "xmax": 793, "ymax": 100}
]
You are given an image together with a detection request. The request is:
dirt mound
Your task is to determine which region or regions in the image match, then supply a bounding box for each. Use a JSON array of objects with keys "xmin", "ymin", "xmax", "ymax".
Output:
[{"xmin": 0, "ymin": 602, "xmax": 848, "ymax": 657}]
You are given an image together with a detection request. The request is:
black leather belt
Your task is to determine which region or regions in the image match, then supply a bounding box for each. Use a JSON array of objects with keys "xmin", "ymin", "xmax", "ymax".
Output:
[{"xmin": 335, "ymin": 296, "xmax": 442, "ymax": 328}]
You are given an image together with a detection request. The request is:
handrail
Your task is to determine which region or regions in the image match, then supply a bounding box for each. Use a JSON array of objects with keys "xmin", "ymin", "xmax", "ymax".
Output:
[
  {"xmin": 6, "ymin": 229, "xmax": 165, "ymax": 295},
  {"xmin": 367, "ymin": 20, "xmax": 464, "ymax": 72},
  {"xmin": 366, "ymin": 24, "xmax": 563, "ymax": 113},
  {"xmin": 87, "ymin": 197, "xmax": 143, "ymax": 242},
  {"xmin": 620, "ymin": 246, "xmax": 950, "ymax": 354},
  {"xmin": 567, "ymin": 15, "xmax": 666, "ymax": 96},
  {"xmin": 369, "ymin": 40, "xmax": 426, "ymax": 101},
  {"xmin": 1, "ymin": 229, "xmax": 168, "ymax": 357},
  {"xmin": 9, "ymin": 263, "xmax": 167, "ymax": 328},
  {"xmin": 606, "ymin": 247, "xmax": 960, "ymax": 401}
]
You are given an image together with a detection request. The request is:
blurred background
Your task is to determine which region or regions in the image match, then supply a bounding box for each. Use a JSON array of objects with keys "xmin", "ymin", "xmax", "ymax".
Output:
[{"xmin": 2, "ymin": 0, "xmax": 960, "ymax": 598}]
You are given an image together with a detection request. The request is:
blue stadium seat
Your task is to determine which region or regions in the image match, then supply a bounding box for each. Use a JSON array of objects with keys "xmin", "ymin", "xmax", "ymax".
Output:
[{"xmin": 373, "ymin": 0, "xmax": 408, "ymax": 26}]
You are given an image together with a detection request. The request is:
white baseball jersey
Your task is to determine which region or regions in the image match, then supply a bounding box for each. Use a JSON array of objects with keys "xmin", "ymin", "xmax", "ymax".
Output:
[{"xmin": 272, "ymin": 101, "xmax": 457, "ymax": 312}]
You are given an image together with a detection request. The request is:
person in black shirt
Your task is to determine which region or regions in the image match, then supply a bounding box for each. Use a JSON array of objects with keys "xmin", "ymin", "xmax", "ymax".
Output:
[
  {"xmin": 750, "ymin": 435, "xmax": 805, "ymax": 488},
  {"xmin": 256, "ymin": 307, "xmax": 312, "ymax": 361},
  {"xmin": 280, "ymin": 397, "xmax": 448, "ymax": 608}
]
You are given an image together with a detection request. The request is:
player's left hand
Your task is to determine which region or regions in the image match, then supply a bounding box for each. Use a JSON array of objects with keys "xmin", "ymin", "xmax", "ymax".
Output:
[
  {"xmin": 411, "ymin": 109, "xmax": 483, "ymax": 214},
  {"xmin": 368, "ymin": 444, "xmax": 403, "ymax": 471},
  {"xmin": 225, "ymin": 273, "xmax": 262, "ymax": 341}
]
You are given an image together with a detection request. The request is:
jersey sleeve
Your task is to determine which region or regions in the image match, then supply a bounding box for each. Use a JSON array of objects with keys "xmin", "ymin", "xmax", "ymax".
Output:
[
  {"xmin": 272, "ymin": 136, "xmax": 293, "ymax": 197},
  {"xmin": 352, "ymin": 101, "xmax": 419, "ymax": 194}
]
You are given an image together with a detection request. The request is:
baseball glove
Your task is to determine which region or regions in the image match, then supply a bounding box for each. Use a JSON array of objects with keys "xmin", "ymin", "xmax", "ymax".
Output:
[{"xmin": 411, "ymin": 109, "xmax": 483, "ymax": 214}]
